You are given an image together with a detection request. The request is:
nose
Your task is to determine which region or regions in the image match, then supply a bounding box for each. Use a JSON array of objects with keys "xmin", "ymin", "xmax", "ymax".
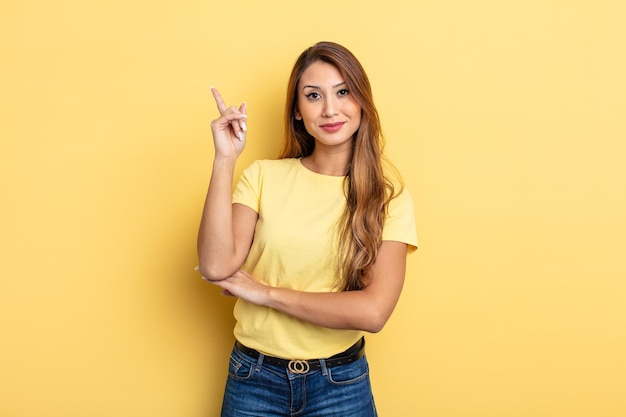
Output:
[{"xmin": 322, "ymin": 96, "xmax": 339, "ymax": 117}]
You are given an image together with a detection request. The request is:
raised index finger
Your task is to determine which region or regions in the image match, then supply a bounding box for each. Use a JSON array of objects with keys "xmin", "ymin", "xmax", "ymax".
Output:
[{"xmin": 210, "ymin": 86, "xmax": 228, "ymax": 114}]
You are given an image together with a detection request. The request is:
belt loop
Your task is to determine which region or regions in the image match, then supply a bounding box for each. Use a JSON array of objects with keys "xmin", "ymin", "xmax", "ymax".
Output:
[
  {"xmin": 319, "ymin": 358, "xmax": 328, "ymax": 376},
  {"xmin": 255, "ymin": 352, "xmax": 264, "ymax": 372}
]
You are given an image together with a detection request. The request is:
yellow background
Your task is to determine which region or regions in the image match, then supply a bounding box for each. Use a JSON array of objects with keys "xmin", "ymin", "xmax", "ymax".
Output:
[{"xmin": 1, "ymin": 1, "xmax": 625, "ymax": 416}]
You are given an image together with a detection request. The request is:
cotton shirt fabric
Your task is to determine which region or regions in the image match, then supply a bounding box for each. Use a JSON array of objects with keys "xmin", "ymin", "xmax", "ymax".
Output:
[{"xmin": 231, "ymin": 158, "xmax": 418, "ymax": 359}]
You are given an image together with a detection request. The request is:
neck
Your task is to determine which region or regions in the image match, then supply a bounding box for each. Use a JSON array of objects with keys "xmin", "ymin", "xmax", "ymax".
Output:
[{"xmin": 302, "ymin": 147, "xmax": 351, "ymax": 176}]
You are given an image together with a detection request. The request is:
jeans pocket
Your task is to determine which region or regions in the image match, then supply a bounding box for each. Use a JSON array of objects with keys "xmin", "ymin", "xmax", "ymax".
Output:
[
  {"xmin": 228, "ymin": 351, "xmax": 255, "ymax": 380},
  {"xmin": 326, "ymin": 355, "xmax": 370, "ymax": 386}
]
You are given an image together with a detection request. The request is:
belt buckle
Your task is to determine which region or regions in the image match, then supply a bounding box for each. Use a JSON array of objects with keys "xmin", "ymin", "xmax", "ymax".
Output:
[{"xmin": 287, "ymin": 360, "xmax": 310, "ymax": 374}]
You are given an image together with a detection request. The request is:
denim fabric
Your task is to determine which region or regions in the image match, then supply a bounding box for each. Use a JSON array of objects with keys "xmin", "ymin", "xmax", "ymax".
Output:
[{"xmin": 220, "ymin": 342, "xmax": 378, "ymax": 417}]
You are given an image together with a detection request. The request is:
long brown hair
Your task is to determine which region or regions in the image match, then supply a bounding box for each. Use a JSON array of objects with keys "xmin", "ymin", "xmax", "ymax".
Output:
[{"xmin": 280, "ymin": 41, "xmax": 401, "ymax": 291}]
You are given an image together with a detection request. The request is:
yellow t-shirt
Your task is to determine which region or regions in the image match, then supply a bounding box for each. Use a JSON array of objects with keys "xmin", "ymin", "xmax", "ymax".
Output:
[{"xmin": 232, "ymin": 158, "xmax": 418, "ymax": 359}]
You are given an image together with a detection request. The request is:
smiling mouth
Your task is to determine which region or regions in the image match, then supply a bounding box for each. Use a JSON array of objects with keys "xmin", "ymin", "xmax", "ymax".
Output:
[{"xmin": 320, "ymin": 122, "xmax": 345, "ymax": 132}]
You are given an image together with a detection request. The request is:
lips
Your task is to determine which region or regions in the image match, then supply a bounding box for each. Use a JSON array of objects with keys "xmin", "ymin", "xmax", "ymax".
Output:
[{"xmin": 320, "ymin": 122, "xmax": 345, "ymax": 133}]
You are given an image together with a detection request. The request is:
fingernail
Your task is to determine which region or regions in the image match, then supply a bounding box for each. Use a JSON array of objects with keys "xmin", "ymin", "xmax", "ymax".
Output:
[
  {"xmin": 210, "ymin": 85, "xmax": 214, "ymax": 90},
  {"xmin": 241, "ymin": 121, "xmax": 247, "ymax": 132},
  {"xmin": 194, "ymin": 266, "xmax": 199, "ymax": 271},
  {"xmin": 238, "ymin": 131, "xmax": 243, "ymax": 141}
]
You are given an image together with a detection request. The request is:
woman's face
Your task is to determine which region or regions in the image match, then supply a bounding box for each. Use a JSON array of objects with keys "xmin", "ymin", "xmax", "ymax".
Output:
[{"xmin": 296, "ymin": 61, "xmax": 362, "ymax": 151}]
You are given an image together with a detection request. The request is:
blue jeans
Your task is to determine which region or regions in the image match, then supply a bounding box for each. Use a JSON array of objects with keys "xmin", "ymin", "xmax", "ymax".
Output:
[{"xmin": 220, "ymin": 342, "xmax": 378, "ymax": 417}]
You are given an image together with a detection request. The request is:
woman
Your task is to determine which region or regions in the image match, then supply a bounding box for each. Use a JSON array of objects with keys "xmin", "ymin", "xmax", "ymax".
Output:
[{"xmin": 197, "ymin": 41, "xmax": 417, "ymax": 417}]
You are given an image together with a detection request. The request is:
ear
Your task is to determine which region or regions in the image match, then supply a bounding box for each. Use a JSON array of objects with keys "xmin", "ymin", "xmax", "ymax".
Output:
[{"xmin": 294, "ymin": 109, "xmax": 302, "ymax": 120}]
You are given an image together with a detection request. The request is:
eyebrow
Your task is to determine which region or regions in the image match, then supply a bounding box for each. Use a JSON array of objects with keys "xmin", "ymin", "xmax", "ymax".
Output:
[{"xmin": 302, "ymin": 82, "xmax": 347, "ymax": 90}]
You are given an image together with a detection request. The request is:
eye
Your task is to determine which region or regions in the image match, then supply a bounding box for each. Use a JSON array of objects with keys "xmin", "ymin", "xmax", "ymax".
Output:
[
  {"xmin": 305, "ymin": 91, "xmax": 321, "ymax": 100},
  {"xmin": 337, "ymin": 89, "xmax": 349, "ymax": 97}
]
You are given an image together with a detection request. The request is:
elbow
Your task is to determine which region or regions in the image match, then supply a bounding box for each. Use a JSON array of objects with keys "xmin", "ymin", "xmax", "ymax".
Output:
[
  {"xmin": 197, "ymin": 260, "xmax": 237, "ymax": 281},
  {"xmin": 361, "ymin": 310, "xmax": 390, "ymax": 334},
  {"xmin": 363, "ymin": 321, "xmax": 386, "ymax": 334}
]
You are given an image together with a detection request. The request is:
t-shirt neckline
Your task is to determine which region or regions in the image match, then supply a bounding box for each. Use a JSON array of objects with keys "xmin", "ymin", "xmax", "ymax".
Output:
[{"xmin": 297, "ymin": 158, "xmax": 347, "ymax": 180}]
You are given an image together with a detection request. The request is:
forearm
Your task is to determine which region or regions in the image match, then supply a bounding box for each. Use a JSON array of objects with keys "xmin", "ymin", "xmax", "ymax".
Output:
[
  {"xmin": 197, "ymin": 157, "xmax": 238, "ymax": 279},
  {"xmin": 266, "ymin": 287, "xmax": 396, "ymax": 333},
  {"xmin": 208, "ymin": 243, "xmax": 408, "ymax": 332}
]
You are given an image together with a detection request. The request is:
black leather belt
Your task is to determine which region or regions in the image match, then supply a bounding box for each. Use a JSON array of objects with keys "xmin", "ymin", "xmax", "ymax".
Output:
[{"xmin": 235, "ymin": 337, "xmax": 365, "ymax": 374}]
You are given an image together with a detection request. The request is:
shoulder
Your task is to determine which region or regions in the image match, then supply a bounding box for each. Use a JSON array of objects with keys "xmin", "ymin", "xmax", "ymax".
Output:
[
  {"xmin": 244, "ymin": 158, "xmax": 299, "ymax": 176},
  {"xmin": 387, "ymin": 186, "xmax": 415, "ymax": 217},
  {"xmin": 237, "ymin": 159, "xmax": 301, "ymax": 192},
  {"xmin": 393, "ymin": 186, "xmax": 414, "ymax": 205},
  {"xmin": 383, "ymin": 185, "xmax": 418, "ymax": 251}
]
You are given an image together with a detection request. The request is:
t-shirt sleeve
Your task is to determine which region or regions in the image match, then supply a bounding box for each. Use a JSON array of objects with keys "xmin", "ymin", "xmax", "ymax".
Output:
[
  {"xmin": 232, "ymin": 161, "xmax": 261, "ymax": 212},
  {"xmin": 383, "ymin": 187, "xmax": 418, "ymax": 253}
]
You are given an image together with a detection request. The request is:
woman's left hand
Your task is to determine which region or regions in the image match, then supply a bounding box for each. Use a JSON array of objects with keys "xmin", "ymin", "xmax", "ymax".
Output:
[{"xmin": 205, "ymin": 270, "xmax": 270, "ymax": 306}]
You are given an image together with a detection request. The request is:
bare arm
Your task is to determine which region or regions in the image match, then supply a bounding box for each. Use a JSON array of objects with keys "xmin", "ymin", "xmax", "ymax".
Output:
[
  {"xmin": 197, "ymin": 88, "xmax": 258, "ymax": 280},
  {"xmin": 209, "ymin": 240, "xmax": 409, "ymax": 333}
]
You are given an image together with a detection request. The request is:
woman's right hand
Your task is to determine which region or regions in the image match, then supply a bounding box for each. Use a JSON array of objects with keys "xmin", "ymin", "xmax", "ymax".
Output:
[{"xmin": 210, "ymin": 87, "xmax": 247, "ymax": 159}]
